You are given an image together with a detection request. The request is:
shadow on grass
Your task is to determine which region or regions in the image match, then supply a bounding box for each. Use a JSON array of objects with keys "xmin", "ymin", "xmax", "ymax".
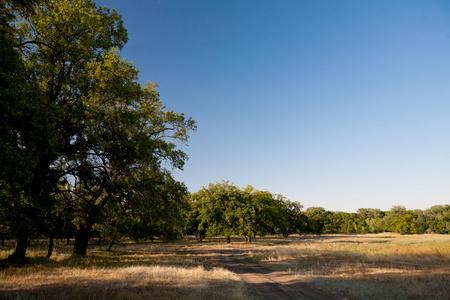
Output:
[{"xmin": 0, "ymin": 276, "xmax": 246, "ymax": 300}]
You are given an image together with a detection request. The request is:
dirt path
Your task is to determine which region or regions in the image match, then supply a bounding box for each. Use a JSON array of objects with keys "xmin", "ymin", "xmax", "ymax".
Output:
[{"xmin": 218, "ymin": 248, "xmax": 343, "ymax": 300}]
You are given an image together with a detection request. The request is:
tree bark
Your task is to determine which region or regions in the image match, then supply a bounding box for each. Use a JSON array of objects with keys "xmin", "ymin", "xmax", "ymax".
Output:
[
  {"xmin": 8, "ymin": 235, "xmax": 29, "ymax": 262},
  {"xmin": 106, "ymin": 240, "xmax": 114, "ymax": 251},
  {"xmin": 226, "ymin": 236, "xmax": 231, "ymax": 243},
  {"xmin": 47, "ymin": 234, "xmax": 54, "ymax": 258},
  {"xmin": 106, "ymin": 233, "xmax": 116, "ymax": 251},
  {"xmin": 73, "ymin": 222, "xmax": 92, "ymax": 255}
]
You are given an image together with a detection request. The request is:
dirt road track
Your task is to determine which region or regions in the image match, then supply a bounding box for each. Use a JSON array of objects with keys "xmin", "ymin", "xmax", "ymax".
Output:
[{"xmin": 219, "ymin": 249, "xmax": 343, "ymax": 300}]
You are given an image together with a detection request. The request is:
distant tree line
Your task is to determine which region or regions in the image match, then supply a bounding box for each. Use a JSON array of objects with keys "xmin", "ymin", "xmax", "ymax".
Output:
[
  {"xmin": 185, "ymin": 181, "xmax": 450, "ymax": 239},
  {"xmin": 302, "ymin": 204, "xmax": 450, "ymax": 235},
  {"xmin": 1, "ymin": 178, "xmax": 449, "ymax": 258}
]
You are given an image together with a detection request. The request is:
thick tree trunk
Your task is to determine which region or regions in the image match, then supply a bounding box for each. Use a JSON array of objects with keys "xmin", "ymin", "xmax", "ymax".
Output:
[
  {"xmin": 226, "ymin": 236, "xmax": 231, "ymax": 243},
  {"xmin": 8, "ymin": 235, "xmax": 29, "ymax": 262},
  {"xmin": 67, "ymin": 237, "xmax": 70, "ymax": 245},
  {"xmin": 73, "ymin": 222, "xmax": 92, "ymax": 256},
  {"xmin": 249, "ymin": 235, "xmax": 252, "ymax": 243}
]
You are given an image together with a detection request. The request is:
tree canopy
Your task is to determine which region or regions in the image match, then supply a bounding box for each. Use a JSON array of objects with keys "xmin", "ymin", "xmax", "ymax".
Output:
[
  {"xmin": 0, "ymin": 0, "xmax": 195, "ymax": 259},
  {"xmin": 188, "ymin": 181, "xmax": 303, "ymax": 242}
]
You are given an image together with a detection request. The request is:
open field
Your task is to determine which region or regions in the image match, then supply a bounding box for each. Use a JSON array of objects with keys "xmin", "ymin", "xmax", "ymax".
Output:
[
  {"xmin": 245, "ymin": 233, "xmax": 450, "ymax": 299},
  {"xmin": 0, "ymin": 240, "xmax": 249, "ymax": 300},
  {"xmin": 0, "ymin": 233, "xmax": 449, "ymax": 299}
]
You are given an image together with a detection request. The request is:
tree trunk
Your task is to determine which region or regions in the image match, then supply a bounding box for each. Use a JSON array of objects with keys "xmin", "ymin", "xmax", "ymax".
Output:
[
  {"xmin": 67, "ymin": 237, "xmax": 70, "ymax": 245},
  {"xmin": 8, "ymin": 235, "xmax": 29, "ymax": 262},
  {"xmin": 106, "ymin": 234, "xmax": 116, "ymax": 251},
  {"xmin": 226, "ymin": 236, "xmax": 231, "ymax": 243},
  {"xmin": 106, "ymin": 240, "xmax": 114, "ymax": 251},
  {"xmin": 1, "ymin": 235, "xmax": 5, "ymax": 246},
  {"xmin": 47, "ymin": 234, "xmax": 54, "ymax": 258},
  {"xmin": 73, "ymin": 222, "xmax": 92, "ymax": 256}
]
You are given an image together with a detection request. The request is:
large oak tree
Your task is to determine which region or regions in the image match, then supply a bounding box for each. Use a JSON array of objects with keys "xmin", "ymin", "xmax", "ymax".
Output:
[{"xmin": 0, "ymin": 0, "xmax": 195, "ymax": 259}]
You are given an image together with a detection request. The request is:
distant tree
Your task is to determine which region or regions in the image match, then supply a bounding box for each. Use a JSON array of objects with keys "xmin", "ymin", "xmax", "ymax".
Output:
[
  {"xmin": 325, "ymin": 211, "xmax": 358, "ymax": 234},
  {"xmin": 189, "ymin": 182, "xmax": 296, "ymax": 242},
  {"xmin": 239, "ymin": 191, "xmax": 291, "ymax": 240},
  {"xmin": 357, "ymin": 208, "xmax": 384, "ymax": 233},
  {"xmin": 185, "ymin": 195, "xmax": 206, "ymax": 241},
  {"xmin": 424, "ymin": 205, "xmax": 450, "ymax": 234},
  {"xmin": 390, "ymin": 214, "xmax": 418, "ymax": 234},
  {"xmin": 279, "ymin": 198, "xmax": 305, "ymax": 236},
  {"xmin": 193, "ymin": 181, "xmax": 242, "ymax": 243},
  {"xmin": 305, "ymin": 207, "xmax": 328, "ymax": 235},
  {"xmin": 408, "ymin": 209, "xmax": 426, "ymax": 234},
  {"xmin": 382, "ymin": 206, "xmax": 407, "ymax": 232}
]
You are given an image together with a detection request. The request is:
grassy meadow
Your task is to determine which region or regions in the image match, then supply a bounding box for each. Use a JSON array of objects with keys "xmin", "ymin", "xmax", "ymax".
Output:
[
  {"xmin": 0, "ymin": 233, "xmax": 449, "ymax": 299},
  {"xmin": 245, "ymin": 233, "xmax": 450, "ymax": 299},
  {"xmin": 0, "ymin": 240, "xmax": 248, "ymax": 300}
]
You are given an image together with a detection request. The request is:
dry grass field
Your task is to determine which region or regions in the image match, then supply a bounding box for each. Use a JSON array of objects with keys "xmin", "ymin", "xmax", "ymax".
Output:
[
  {"xmin": 0, "ymin": 241, "xmax": 249, "ymax": 300},
  {"xmin": 245, "ymin": 233, "xmax": 450, "ymax": 299},
  {"xmin": 0, "ymin": 233, "xmax": 449, "ymax": 299}
]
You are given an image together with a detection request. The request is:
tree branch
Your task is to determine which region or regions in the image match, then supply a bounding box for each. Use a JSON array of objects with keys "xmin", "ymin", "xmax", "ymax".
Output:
[{"xmin": 11, "ymin": 40, "xmax": 54, "ymax": 50}]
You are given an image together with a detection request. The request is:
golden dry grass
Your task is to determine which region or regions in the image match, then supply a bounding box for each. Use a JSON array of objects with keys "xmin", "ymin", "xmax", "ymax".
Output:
[
  {"xmin": 0, "ymin": 241, "xmax": 249, "ymax": 300},
  {"xmin": 245, "ymin": 233, "xmax": 450, "ymax": 299},
  {"xmin": 1, "ymin": 234, "xmax": 449, "ymax": 299},
  {"xmin": 0, "ymin": 265, "xmax": 245, "ymax": 300}
]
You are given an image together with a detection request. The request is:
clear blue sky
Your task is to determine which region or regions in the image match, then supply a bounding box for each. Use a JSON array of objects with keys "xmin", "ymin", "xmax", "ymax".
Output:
[{"xmin": 97, "ymin": 0, "xmax": 450, "ymax": 213}]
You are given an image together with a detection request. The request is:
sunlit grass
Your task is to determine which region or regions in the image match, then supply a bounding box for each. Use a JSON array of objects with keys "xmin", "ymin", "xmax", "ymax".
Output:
[
  {"xmin": 1, "ymin": 234, "xmax": 449, "ymax": 299},
  {"xmin": 0, "ymin": 265, "xmax": 245, "ymax": 300},
  {"xmin": 245, "ymin": 233, "xmax": 450, "ymax": 299},
  {"xmin": 0, "ymin": 241, "xmax": 249, "ymax": 299}
]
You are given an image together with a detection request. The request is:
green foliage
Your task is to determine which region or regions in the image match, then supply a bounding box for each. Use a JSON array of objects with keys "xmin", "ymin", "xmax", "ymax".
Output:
[
  {"xmin": 424, "ymin": 205, "xmax": 450, "ymax": 234},
  {"xmin": 189, "ymin": 181, "xmax": 303, "ymax": 242},
  {"xmin": 0, "ymin": 0, "xmax": 195, "ymax": 258},
  {"xmin": 300, "ymin": 205, "xmax": 448, "ymax": 235},
  {"xmin": 305, "ymin": 207, "xmax": 328, "ymax": 235},
  {"xmin": 390, "ymin": 214, "xmax": 418, "ymax": 234}
]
